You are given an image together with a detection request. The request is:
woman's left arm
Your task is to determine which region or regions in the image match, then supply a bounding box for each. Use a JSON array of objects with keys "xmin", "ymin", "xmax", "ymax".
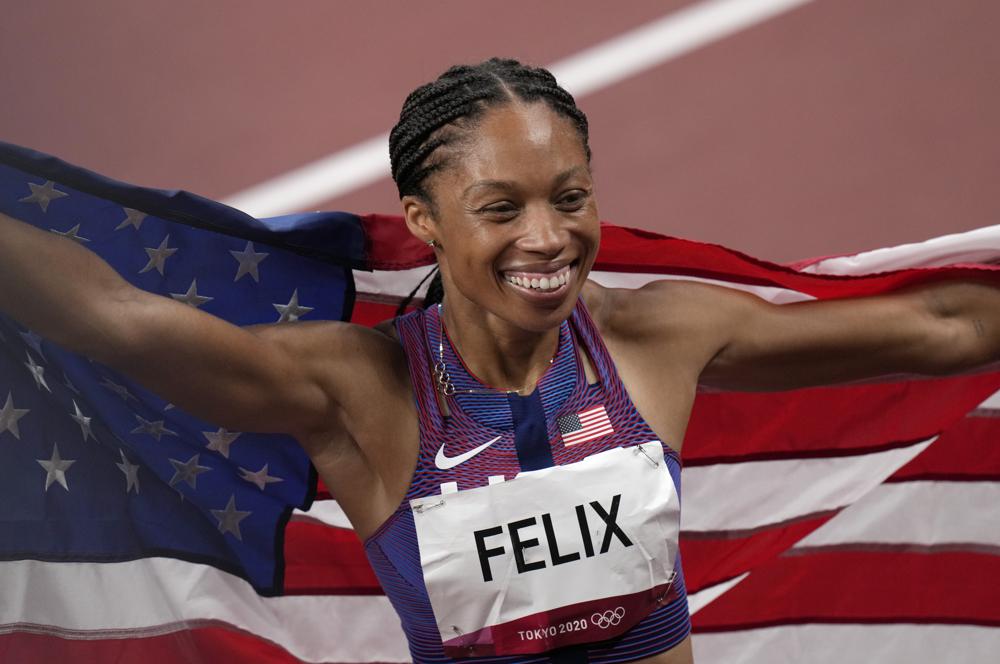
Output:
[{"xmin": 695, "ymin": 279, "xmax": 1000, "ymax": 391}]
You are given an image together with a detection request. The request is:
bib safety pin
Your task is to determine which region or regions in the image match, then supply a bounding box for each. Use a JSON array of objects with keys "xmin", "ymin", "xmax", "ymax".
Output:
[
  {"xmin": 414, "ymin": 499, "xmax": 445, "ymax": 514},
  {"xmin": 633, "ymin": 444, "xmax": 659, "ymax": 467}
]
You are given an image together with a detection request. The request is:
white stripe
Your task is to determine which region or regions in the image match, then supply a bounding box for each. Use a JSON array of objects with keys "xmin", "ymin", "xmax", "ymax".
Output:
[
  {"xmin": 979, "ymin": 389, "xmax": 1000, "ymax": 410},
  {"xmin": 687, "ymin": 573, "xmax": 749, "ymax": 615},
  {"xmin": 550, "ymin": 0, "xmax": 814, "ymax": 97},
  {"xmin": 0, "ymin": 558, "xmax": 409, "ymax": 663},
  {"xmin": 692, "ymin": 623, "xmax": 1000, "ymax": 664},
  {"xmin": 356, "ymin": 264, "xmax": 436, "ymax": 300},
  {"xmin": 563, "ymin": 424, "xmax": 614, "ymax": 445},
  {"xmin": 802, "ymin": 223, "xmax": 1000, "ymax": 274},
  {"xmin": 579, "ymin": 405, "xmax": 607, "ymax": 417},
  {"xmin": 223, "ymin": 132, "xmax": 390, "ymax": 220},
  {"xmin": 223, "ymin": 0, "xmax": 815, "ymax": 217},
  {"xmin": 357, "ymin": 267, "xmax": 816, "ymax": 305},
  {"xmin": 793, "ymin": 480, "xmax": 1000, "ymax": 549},
  {"xmin": 681, "ymin": 438, "xmax": 935, "ymax": 532},
  {"xmin": 292, "ymin": 499, "xmax": 352, "ymax": 529},
  {"xmin": 589, "ymin": 271, "xmax": 815, "ymax": 304}
]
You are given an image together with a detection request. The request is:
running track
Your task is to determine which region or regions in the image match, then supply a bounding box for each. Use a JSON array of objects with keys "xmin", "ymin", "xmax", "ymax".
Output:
[{"xmin": 2, "ymin": 0, "xmax": 998, "ymax": 261}]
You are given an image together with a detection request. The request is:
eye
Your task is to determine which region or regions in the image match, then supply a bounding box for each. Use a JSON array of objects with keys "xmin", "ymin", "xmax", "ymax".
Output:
[
  {"xmin": 478, "ymin": 201, "xmax": 519, "ymax": 220},
  {"xmin": 556, "ymin": 189, "xmax": 590, "ymax": 210}
]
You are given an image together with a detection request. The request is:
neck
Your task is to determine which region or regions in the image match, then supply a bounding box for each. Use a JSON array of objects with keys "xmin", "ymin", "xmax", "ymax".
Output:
[{"xmin": 439, "ymin": 300, "xmax": 561, "ymax": 395}]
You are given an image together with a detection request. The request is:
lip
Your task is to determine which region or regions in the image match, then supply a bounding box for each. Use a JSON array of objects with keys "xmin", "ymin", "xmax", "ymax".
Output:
[{"xmin": 500, "ymin": 259, "xmax": 572, "ymax": 276}]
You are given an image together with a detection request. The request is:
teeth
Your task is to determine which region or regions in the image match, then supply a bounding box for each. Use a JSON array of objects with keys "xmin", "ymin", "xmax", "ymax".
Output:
[{"xmin": 505, "ymin": 265, "xmax": 571, "ymax": 292}]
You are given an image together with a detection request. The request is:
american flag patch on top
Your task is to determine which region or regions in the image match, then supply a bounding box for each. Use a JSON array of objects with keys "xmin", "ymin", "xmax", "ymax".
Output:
[{"xmin": 557, "ymin": 405, "xmax": 614, "ymax": 446}]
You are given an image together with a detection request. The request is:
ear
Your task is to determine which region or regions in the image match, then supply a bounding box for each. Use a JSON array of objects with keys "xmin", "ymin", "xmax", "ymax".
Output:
[{"xmin": 402, "ymin": 195, "xmax": 438, "ymax": 246}]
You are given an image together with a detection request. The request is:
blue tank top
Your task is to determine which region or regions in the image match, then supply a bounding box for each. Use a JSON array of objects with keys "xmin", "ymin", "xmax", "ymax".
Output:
[{"xmin": 364, "ymin": 300, "xmax": 690, "ymax": 662}]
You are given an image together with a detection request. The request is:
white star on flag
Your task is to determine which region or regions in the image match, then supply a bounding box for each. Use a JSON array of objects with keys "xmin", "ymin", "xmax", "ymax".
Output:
[
  {"xmin": 50, "ymin": 223, "xmax": 90, "ymax": 243},
  {"xmin": 211, "ymin": 494, "xmax": 252, "ymax": 540},
  {"xmin": 69, "ymin": 400, "xmax": 95, "ymax": 442},
  {"xmin": 24, "ymin": 352, "xmax": 51, "ymax": 392},
  {"xmin": 131, "ymin": 415, "xmax": 177, "ymax": 441},
  {"xmin": 203, "ymin": 427, "xmax": 241, "ymax": 458},
  {"xmin": 115, "ymin": 450, "xmax": 140, "ymax": 494},
  {"xmin": 99, "ymin": 376, "xmax": 136, "ymax": 402},
  {"xmin": 37, "ymin": 443, "xmax": 76, "ymax": 492},
  {"xmin": 168, "ymin": 454, "xmax": 211, "ymax": 489},
  {"xmin": 229, "ymin": 241, "xmax": 269, "ymax": 282},
  {"xmin": 115, "ymin": 207, "xmax": 147, "ymax": 230},
  {"xmin": 0, "ymin": 392, "xmax": 30, "ymax": 439},
  {"xmin": 273, "ymin": 289, "xmax": 313, "ymax": 323},
  {"xmin": 170, "ymin": 279, "xmax": 213, "ymax": 308},
  {"xmin": 139, "ymin": 235, "xmax": 178, "ymax": 275},
  {"xmin": 19, "ymin": 180, "xmax": 68, "ymax": 212},
  {"xmin": 239, "ymin": 464, "xmax": 284, "ymax": 491}
]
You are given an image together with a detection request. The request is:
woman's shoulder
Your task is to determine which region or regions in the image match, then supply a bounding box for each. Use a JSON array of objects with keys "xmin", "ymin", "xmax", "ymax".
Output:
[{"xmin": 582, "ymin": 277, "xmax": 746, "ymax": 345}]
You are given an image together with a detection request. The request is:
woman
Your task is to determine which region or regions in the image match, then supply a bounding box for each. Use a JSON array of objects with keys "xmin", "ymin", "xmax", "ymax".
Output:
[{"xmin": 1, "ymin": 58, "xmax": 998, "ymax": 663}]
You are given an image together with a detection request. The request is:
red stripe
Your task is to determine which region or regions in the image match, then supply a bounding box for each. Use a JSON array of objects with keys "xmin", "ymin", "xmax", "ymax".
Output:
[
  {"xmin": 351, "ymin": 299, "xmax": 401, "ymax": 327},
  {"xmin": 0, "ymin": 627, "xmax": 308, "ymax": 664},
  {"xmin": 361, "ymin": 214, "xmax": 433, "ymax": 270},
  {"xmin": 680, "ymin": 514, "xmax": 833, "ymax": 593},
  {"xmin": 692, "ymin": 550, "xmax": 1000, "ymax": 631},
  {"xmin": 889, "ymin": 416, "xmax": 1000, "ymax": 481},
  {"xmin": 683, "ymin": 374, "xmax": 1000, "ymax": 464},
  {"xmin": 562, "ymin": 424, "xmax": 614, "ymax": 445},
  {"xmin": 283, "ymin": 523, "xmax": 382, "ymax": 595}
]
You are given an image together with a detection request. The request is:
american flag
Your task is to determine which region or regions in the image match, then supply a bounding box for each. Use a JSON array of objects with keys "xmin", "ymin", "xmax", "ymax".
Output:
[
  {"xmin": 557, "ymin": 405, "xmax": 615, "ymax": 446},
  {"xmin": 2, "ymin": 141, "xmax": 1000, "ymax": 663},
  {"xmin": 0, "ymin": 141, "xmax": 362, "ymax": 630}
]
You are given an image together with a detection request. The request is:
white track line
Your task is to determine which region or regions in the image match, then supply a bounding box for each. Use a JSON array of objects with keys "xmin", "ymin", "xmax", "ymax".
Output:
[{"xmin": 223, "ymin": 0, "xmax": 815, "ymax": 217}]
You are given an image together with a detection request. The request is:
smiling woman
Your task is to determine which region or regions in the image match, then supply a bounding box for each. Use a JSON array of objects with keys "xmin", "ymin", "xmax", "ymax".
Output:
[
  {"xmin": 374, "ymin": 59, "xmax": 693, "ymax": 661},
  {"xmin": 0, "ymin": 57, "xmax": 998, "ymax": 664}
]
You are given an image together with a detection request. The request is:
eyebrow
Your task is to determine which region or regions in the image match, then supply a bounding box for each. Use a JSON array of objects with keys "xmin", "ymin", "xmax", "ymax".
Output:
[{"xmin": 462, "ymin": 166, "xmax": 589, "ymax": 196}]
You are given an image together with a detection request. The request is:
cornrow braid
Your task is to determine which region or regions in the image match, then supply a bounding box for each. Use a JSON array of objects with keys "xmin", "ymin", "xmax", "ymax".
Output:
[{"xmin": 388, "ymin": 57, "xmax": 591, "ymax": 204}]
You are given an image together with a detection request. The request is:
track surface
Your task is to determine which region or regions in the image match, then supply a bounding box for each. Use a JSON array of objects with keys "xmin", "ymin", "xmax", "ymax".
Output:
[{"xmin": 2, "ymin": 0, "xmax": 998, "ymax": 261}]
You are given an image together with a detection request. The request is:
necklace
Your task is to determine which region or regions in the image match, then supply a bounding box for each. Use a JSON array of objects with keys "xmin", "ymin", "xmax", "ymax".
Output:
[{"xmin": 433, "ymin": 304, "xmax": 555, "ymax": 397}]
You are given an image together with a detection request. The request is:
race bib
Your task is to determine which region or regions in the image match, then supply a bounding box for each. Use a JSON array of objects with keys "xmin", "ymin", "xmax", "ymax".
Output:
[{"xmin": 410, "ymin": 442, "xmax": 680, "ymax": 657}]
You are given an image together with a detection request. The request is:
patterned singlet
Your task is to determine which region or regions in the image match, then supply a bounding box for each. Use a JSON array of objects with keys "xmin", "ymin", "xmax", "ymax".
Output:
[{"xmin": 364, "ymin": 300, "xmax": 690, "ymax": 663}]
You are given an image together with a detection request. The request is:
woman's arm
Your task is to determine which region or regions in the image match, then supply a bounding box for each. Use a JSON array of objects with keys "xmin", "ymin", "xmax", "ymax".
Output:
[
  {"xmin": 0, "ymin": 211, "xmax": 391, "ymax": 439},
  {"xmin": 700, "ymin": 281, "xmax": 1000, "ymax": 390},
  {"xmin": 603, "ymin": 278, "xmax": 1000, "ymax": 392}
]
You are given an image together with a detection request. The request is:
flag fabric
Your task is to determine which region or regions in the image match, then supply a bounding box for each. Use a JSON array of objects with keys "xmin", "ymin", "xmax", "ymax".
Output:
[
  {"xmin": 1, "ymin": 141, "xmax": 1000, "ymax": 663},
  {"xmin": 557, "ymin": 405, "xmax": 615, "ymax": 446}
]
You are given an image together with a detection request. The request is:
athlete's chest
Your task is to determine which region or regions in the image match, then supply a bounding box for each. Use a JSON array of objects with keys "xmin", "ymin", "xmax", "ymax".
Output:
[
  {"xmin": 410, "ymin": 441, "xmax": 681, "ymax": 657},
  {"xmin": 411, "ymin": 380, "xmax": 664, "ymax": 492}
]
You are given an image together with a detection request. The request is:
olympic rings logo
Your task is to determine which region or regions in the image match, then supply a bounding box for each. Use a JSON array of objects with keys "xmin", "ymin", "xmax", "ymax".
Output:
[{"xmin": 590, "ymin": 607, "xmax": 625, "ymax": 629}]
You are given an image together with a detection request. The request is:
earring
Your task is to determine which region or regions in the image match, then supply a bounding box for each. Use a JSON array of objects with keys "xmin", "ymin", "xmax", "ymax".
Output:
[{"xmin": 427, "ymin": 239, "xmax": 437, "ymax": 248}]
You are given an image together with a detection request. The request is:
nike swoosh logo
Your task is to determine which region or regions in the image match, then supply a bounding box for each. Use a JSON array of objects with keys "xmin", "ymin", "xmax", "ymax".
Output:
[{"xmin": 435, "ymin": 435, "xmax": 503, "ymax": 470}]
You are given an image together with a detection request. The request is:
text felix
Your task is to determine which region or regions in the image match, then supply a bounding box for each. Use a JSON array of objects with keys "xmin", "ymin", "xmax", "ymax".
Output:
[{"xmin": 473, "ymin": 494, "xmax": 633, "ymax": 582}]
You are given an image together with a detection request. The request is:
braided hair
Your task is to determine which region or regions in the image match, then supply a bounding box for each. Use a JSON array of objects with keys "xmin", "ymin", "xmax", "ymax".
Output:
[{"xmin": 390, "ymin": 58, "xmax": 591, "ymax": 314}]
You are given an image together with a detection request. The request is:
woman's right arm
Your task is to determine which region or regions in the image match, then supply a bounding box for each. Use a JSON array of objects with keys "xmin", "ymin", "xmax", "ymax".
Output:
[{"xmin": 0, "ymin": 211, "xmax": 386, "ymax": 441}]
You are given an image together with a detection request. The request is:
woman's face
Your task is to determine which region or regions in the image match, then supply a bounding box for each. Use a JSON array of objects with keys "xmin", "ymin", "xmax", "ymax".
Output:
[{"xmin": 406, "ymin": 101, "xmax": 600, "ymax": 333}]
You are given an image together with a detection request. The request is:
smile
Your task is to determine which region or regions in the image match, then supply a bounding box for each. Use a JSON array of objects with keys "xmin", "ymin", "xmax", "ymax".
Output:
[{"xmin": 502, "ymin": 264, "xmax": 572, "ymax": 293}]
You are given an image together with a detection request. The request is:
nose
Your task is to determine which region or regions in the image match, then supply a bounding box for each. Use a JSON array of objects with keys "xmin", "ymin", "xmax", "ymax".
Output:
[{"xmin": 516, "ymin": 204, "xmax": 566, "ymax": 256}]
